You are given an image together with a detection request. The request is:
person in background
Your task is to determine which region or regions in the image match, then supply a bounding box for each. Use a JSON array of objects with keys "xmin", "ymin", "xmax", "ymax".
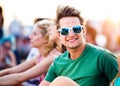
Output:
[
  {"xmin": 26, "ymin": 18, "xmax": 50, "ymax": 61},
  {"xmin": 0, "ymin": 6, "xmax": 4, "ymax": 40},
  {"xmin": 0, "ymin": 37, "xmax": 16, "ymax": 70},
  {"xmin": 0, "ymin": 18, "xmax": 66, "ymax": 86},
  {"xmin": 23, "ymin": 18, "xmax": 55, "ymax": 86},
  {"xmin": 86, "ymin": 20, "xmax": 97, "ymax": 45},
  {"xmin": 39, "ymin": 5, "xmax": 118, "ymax": 86},
  {"xmin": 48, "ymin": 23, "xmax": 66, "ymax": 53}
]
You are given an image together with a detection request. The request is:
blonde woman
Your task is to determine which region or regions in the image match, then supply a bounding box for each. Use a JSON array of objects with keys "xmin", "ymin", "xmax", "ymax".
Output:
[{"xmin": 0, "ymin": 19, "xmax": 63, "ymax": 86}]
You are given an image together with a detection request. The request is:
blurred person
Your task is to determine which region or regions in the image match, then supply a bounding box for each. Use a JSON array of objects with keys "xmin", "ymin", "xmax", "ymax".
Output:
[
  {"xmin": 23, "ymin": 18, "xmax": 53, "ymax": 86},
  {"xmin": 26, "ymin": 18, "xmax": 51, "ymax": 61},
  {"xmin": 20, "ymin": 36, "xmax": 31, "ymax": 60},
  {"xmin": 0, "ymin": 18, "xmax": 66, "ymax": 86},
  {"xmin": 114, "ymin": 35, "xmax": 120, "ymax": 55},
  {"xmin": 23, "ymin": 19, "xmax": 66, "ymax": 86},
  {"xmin": 8, "ymin": 17, "xmax": 29, "ymax": 63},
  {"xmin": 86, "ymin": 20, "xmax": 98, "ymax": 45},
  {"xmin": 13, "ymin": 35, "xmax": 23, "ymax": 64},
  {"xmin": 0, "ymin": 6, "xmax": 4, "ymax": 40},
  {"xmin": 0, "ymin": 37, "xmax": 16, "ymax": 70},
  {"xmin": 9, "ymin": 17, "xmax": 23, "ymax": 39},
  {"xmin": 48, "ymin": 23, "xmax": 66, "ymax": 53},
  {"xmin": 23, "ymin": 18, "xmax": 54, "ymax": 86},
  {"xmin": 0, "ymin": 6, "xmax": 18, "ymax": 67},
  {"xmin": 39, "ymin": 5, "xmax": 118, "ymax": 86}
]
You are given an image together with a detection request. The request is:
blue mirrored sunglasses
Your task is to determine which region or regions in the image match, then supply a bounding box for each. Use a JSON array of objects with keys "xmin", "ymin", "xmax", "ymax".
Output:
[{"xmin": 58, "ymin": 25, "xmax": 83, "ymax": 36}]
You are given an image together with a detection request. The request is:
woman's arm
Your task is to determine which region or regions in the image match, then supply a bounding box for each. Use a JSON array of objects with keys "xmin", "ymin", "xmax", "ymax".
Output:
[
  {"xmin": 0, "ymin": 54, "xmax": 55, "ymax": 86},
  {"xmin": 0, "ymin": 55, "xmax": 37, "ymax": 76},
  {"xmin": 0, "ymin": 73, "xmax": 23, "ymax": 86},
  {"xmin": 8, "ymin": 50, "xmax": 17, "ymax": 66},
  {"xmin": 19, "ymin": 56, "xmax": 55, "ymax": 81}
]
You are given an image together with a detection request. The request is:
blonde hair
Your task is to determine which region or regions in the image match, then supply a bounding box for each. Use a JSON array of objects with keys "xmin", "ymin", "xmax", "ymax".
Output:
[{"xmin": 35, "ymin": 19, "xmax": 55, "ymax": 57}]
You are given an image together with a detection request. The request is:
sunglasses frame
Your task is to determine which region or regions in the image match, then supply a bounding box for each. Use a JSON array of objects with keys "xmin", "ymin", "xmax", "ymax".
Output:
[{"xmin": 58, "ymin": 25, "xmax": 83, "ymax": 36}]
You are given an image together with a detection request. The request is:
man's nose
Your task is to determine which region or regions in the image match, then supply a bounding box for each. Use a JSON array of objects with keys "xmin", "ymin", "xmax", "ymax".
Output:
[{"xmin": 68, "ymin": 30, "xmax": 75, "ymax": 36}]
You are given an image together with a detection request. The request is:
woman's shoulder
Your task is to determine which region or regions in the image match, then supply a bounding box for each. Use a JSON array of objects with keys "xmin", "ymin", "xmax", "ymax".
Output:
[
  {"xmin": 48, "ymin": 48, "xmax": 62, "ymax": 58},
  {"xmin": 50, "ymin": 49, "xmax": 62, "ymax": 56}
]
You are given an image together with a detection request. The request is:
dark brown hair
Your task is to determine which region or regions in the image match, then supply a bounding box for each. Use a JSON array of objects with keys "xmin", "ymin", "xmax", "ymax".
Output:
[
  {"xmin": 0, "ymin": 6, "xmax": 4, "ymax": 28},
  {"xmin": 55, "ymin": 5, "xmax": 86, "ymax": 29}
]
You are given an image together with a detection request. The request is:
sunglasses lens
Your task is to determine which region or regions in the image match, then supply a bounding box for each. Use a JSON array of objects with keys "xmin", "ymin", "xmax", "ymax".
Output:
[
  {"xmin": 59, "ymin": 25, "xmax": 83, "ymax": 36},
  {"xmin": 73, "ymin": 26, "xmax": 82, "ymax": 33},
  {"xmin": 60, "ymin": 28, "xmax": 69, "ymax": 35}
]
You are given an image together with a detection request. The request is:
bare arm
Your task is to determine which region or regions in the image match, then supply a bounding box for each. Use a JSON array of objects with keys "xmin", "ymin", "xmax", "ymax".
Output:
[
  {"xmin": 21, "ymin": 54, "xmax": 55, "ymax": 79},
  {"xmin": 8, "ymin": 50, "xmax": 17, "ymax": 66},
  {"xmin": 0, "ymin": 54, "xmax": 55, "ymax": 86},
  {"xmin": 0, "ymin": 73, "xmax": 23, "ymax": 86},
  {"xmin": 0, "ymin": 55, "xmax": 37, "ymax": 76}
]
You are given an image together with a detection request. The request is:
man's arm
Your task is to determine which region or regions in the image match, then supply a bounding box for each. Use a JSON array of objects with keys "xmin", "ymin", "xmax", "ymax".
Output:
[{"xmin": 8, "ymin": 50, "xmax": 17, "ymax": 66}]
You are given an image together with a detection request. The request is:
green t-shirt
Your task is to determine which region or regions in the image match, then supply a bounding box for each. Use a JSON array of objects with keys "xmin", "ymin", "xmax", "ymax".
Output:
[{"xmin": 45, "ymin": 43, "xmax": 118, "ymax": 86}]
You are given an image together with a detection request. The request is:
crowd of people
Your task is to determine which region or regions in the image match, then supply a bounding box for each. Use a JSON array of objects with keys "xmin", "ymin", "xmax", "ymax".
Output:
[{"xmin": 0, "ymin": 4, "xmax": 120, "ymax": 86}]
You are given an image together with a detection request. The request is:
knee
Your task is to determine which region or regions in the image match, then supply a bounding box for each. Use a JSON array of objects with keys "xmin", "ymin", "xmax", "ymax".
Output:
[
  {"xmin": 55, "ymin": 76, "xmax": 69, "ymax": 81},
  {"xmin": 50, "ymin": 76, "xmax": 79, "ymax": 86}
]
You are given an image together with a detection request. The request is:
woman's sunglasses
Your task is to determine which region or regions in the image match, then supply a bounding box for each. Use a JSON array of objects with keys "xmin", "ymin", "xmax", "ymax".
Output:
[{"xmin": 58, "ymin": 25, "xmax": 83, "ymax": 36}]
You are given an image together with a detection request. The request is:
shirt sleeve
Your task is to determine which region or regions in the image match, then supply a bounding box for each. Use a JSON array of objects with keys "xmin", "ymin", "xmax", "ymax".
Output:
[
  {"xmin": 44, "ymin": 59, "xmax": 57, "ymax": 82},
  {"xmin": 98, "ymin": 50, "xmax": 118, "ymax": 81}
]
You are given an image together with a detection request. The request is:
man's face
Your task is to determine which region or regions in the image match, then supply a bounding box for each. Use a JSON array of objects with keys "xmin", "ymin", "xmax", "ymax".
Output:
[{"xmin": 59, "ymin": 17, "xmax": 86, "ymax": 49}]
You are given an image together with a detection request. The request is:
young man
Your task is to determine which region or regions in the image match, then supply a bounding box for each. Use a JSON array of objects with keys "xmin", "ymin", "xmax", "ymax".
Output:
[{"xmin": 39, "ymin": 5, "xmax": 118, "ymax": 86}]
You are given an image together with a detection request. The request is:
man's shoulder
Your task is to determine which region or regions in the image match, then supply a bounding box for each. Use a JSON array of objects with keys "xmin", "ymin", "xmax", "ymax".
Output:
[
  {"xmin": 87, "ymin": 43, "xmax": 107, "ymax": 52},
  {"xmin": 54, "ymin": 51, "xmax": 68, "ymax": 61},
  {"xmin": 86, "ymin": 43, "xmax": 114, "ymax": 57},
  {"xmin": 88, "ymin": 43, "xmax": 116, "ymax": 59}
]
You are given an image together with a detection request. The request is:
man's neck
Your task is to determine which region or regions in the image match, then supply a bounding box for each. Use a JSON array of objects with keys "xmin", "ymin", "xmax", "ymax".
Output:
[{"xmin": 68, "ymin": 43, "xmax": 86, "ymax": 60}]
